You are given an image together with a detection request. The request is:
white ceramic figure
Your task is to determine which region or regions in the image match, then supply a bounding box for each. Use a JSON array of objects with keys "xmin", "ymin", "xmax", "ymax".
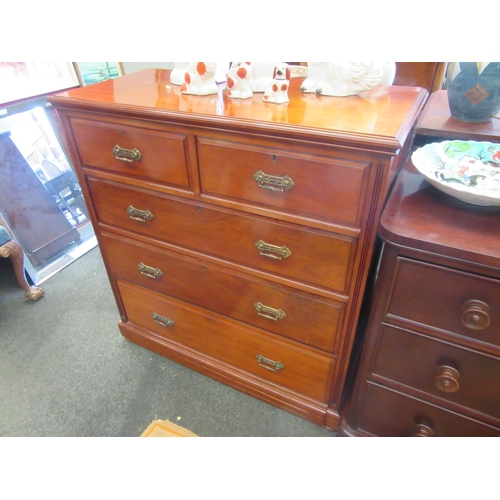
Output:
[
  {"xmin": 215, "ymin": 62, "xmax": 230, "ymax": 84},
  {"xmin": 251, "ymin": 62, "xmax": 276, "ymax": 92},
  {"xmin": 380, "ymin": 62, "xmax": 397, "ymax": 87},
  {"xmin": 300, "ymin": 62, "xmax": 396, "ymax": 96},
  {"xmin": 226, "ymin": 62, "xmax": 253, "ymax": 99},
  {"xmin": 263, "ymin": 62, "xmax": 291, "ymax": 104},
  {"xmin": 170, "ymin": 62, "xmax": 190, "ymax": 85},
  {"xmin": 300, "ymin": 62, "xmax": 324, "ymax": 93},
  {"xmin": 180, "ymin": 62, "xmax": 218, "ymax": 96}
]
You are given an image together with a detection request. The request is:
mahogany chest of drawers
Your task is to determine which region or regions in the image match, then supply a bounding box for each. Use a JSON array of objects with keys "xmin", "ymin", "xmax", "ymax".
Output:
[
  {"xmin": 339, "ymin": 90, "xmax": 500, "ymax": 436},
  {"xmin": 339, "ymin": 158, "xmax": 500, "ymax": 436},
  {"xmin": 48, "ymin": 69, "xmax": 426, "ymax": 429}
]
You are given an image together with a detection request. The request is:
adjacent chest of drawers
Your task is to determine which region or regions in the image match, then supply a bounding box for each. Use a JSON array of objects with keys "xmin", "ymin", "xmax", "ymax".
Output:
[
  {"xmin": 49, "ymin": 69, "xmax": 426, "ymax": 429},
  {"xmin": 339, "ymin": 158, "xmax": 500, "ymax": 436},
  {"xmin": 339, "ymin": 91, "xmax": 500, "ymax": 436}
]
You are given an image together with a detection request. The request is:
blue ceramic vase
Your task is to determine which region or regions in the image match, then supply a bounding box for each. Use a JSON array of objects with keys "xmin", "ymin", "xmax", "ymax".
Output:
[{"xmin": 447, "ymin": 62, "xmax": 500, "ymax": 123}]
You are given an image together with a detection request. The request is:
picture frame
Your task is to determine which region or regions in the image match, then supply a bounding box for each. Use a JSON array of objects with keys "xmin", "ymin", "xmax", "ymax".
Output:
[
  {"xmin": 0, "ymin": 62, "xmax": 80, "ymax": 106},
  {"xmin": 74, "ymin": 62, "xmax": 124, "ymax": 86}
]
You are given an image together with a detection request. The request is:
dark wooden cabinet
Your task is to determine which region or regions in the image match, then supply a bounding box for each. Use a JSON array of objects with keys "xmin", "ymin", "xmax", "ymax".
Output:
[
  {"xmin": 48, "ymin": 69, "xmax": 426, "ymax": 429},
  {"xmin": 339, "ymin": 92, "xmax": 500, "ymax": 436},
  {"xmin": 393, "ymin": 62, "xmax": 447, "ymax": 93}
]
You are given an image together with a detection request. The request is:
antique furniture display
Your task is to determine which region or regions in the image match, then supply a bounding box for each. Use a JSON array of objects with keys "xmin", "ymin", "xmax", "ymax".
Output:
[
  {"xmin": 48, "ymin": 69, "xmax": 426, "ymax": 428},
  {"xmin": 339, "ymin": 91, "xmax": 500, "ymax": 436}
]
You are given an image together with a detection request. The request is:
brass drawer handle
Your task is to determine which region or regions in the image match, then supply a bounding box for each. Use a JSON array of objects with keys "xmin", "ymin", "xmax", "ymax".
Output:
[
  {"xmin": 152, "ymin": 312, "xmax": 174, "ymax": 328},
  {"xmin": 255, "ymin": 354, "xmax": 284, "ymax": 372},
  {"xmin": 254, "ymin": 302, "xmax": 286, "ymax": 321},
  {"xmin": 411, "ymin": 423, "xmax": 434, "ymax": 437},
  {"xmin": 113, "ymin": 144, "xmax": 142, "ymax": 163},
  {"xmin": 138, "ymin": 262, "xmax": 163, "ymax": 279},
  {"xmin": 255, "ymin": 239, "xmax": 291, "ymax": 260},
  {"xmin": 253, "ymin": 170, "xmax": 295, "ymax": 192},
  {"xmin": 434, "ymin": 365, "xmax": 460, "ymax": 393},
  {"xmin": 127, "ymin": 205, "xmax": 154, "ymax": 223},
  {"xmin": 461, "ymin": 299, "xmax": 491, "ymax": 330}
]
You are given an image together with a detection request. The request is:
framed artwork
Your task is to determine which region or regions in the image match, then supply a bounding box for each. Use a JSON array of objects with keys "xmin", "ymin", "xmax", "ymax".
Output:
[
  {"xmin": 0, "ymin": 62, "xmax": 80, "ymax": 106},
  {"xmin": 74, "ymin": 62, "xmax": 124, "ymax": 86}
]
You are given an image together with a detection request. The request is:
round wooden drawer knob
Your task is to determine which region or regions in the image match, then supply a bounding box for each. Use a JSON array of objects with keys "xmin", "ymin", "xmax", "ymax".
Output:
[
  {"xmin": 412, "ymin": 423, "xmax": 434, "ymax": 437},
  {"xmin": 434, "ymin": 365, "xmax": 460, "ymax": 393},
  {"xmin": 461, "ymin": 300, "xmax": 490, "ymax": 330}
]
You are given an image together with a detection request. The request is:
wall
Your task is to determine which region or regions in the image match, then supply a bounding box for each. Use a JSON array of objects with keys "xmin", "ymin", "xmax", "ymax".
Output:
[{"xmin": 122, "ymin": 62, "xmax": 175, "ymax": 74}]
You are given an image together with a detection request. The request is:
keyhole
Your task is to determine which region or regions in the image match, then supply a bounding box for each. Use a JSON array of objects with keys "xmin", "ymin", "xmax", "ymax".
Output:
[
  {"xmin": 271, "ymin": 155, "xmax": 277, "ymax": 162},
  {"xmin": 121, "ymin": 130, "xmax": 125, "ymax": 136}
]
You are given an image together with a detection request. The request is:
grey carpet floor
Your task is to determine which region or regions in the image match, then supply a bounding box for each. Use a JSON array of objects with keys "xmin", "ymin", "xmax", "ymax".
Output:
[{"xmin": 0, "ymin": 246, "xmax": 335, "ymax": 437}]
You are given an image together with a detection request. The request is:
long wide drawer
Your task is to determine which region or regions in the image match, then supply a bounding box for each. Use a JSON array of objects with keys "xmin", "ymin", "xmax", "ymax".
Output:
[
  {"xmin": 356, "ymin": 383, "xmax": 500, "ymax": 436},
  {"xmin": 89, "ymin": 178, "xmax": 356, "ymax": 295},
  {"xmin": 102, "ymin": 232, "xmax": 344, "ymax": 353},
  {"xmin": 69, "ymin": 117, "xmax": 192, "ymax": 190},
  {"xmin": 386, "ymin": 257, "xmax": 500, "ymax": 350},
  {"xmin": 117, "ymin": 279, "xmax": 335, "ymax": 402},
  {"xmin": 197, "ymin": 135, "xmax": 372, "ymax": 228},
  {"xmin": 371, "ymin": 324, "xmax": 500, "ymax": 421}
]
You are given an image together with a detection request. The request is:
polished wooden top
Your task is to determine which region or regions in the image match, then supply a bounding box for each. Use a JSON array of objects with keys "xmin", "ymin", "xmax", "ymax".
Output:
[
  {"xmin": 416, "ymin": 90, "xmax": 500, "ymax": 142},
  {"xmin": 379, "ymin": 159, "xmax": 500, "ymax": 269},
  {"xmin": 48, "ymin": 69, "xmax": 427, "ymax": 153}
]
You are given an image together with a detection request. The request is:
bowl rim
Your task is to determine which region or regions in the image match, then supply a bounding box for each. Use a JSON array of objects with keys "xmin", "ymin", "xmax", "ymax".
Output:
[{"xmin": 411, "ymin": 140, "xmax": 500, "ymax": 201}]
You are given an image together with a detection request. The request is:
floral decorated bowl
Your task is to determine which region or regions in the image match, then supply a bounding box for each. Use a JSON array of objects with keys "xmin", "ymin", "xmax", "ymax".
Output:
[{"xmin": 411, "ymin": 140, "xmax": 500, "ymax": 206}]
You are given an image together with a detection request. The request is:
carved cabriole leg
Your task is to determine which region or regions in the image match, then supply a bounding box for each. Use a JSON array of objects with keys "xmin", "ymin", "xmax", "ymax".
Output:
[{"xmin": 0, "ymin": 240, "xmax": 44, "ymax": 301}]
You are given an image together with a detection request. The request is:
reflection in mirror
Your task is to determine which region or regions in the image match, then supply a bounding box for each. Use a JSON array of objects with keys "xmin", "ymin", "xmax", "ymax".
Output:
[{"xmin": 0, "ymin": 99, "xmax": 96, "ymax": 285}]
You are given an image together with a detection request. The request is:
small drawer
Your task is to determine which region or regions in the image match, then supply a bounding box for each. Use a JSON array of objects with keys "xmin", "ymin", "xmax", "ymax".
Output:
[
  {"xmin": 197, "ymin": 135, "xmax": 372, "ymax": 228},
  {"xmin": 69, "ymin": 117, "xmax": 191, "ymax": 189},
  {"xmin": 386, "ymin": 257, "xmax": 500, "ymax": 350},
  {"xmin": 372, "ymin": 324, "xmax": 500, "ymax": 421},
  {"xmin": 117, "ymin": 280, "xmax": 335, "ymax": 402},
  {"xmin": 356, "ymin": 384, "xmax": 500, "ymax": 436},
  {"xmin": 102, "ymin": 233, "xmax": 345, "ymax": 353},
  {"xmin": 89, "ymin": 178, "xmax": 356, "ymax": 295}
]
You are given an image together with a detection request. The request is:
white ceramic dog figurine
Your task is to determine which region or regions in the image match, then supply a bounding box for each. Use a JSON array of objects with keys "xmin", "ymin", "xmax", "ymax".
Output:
[
  {"xmin": 180, "ymin": 62, "xmax": 218, "ymax": 96},
  {"xmin": 251, "ymin": 62, "xmax": 276, "ymax": 92},
  {"xmin": 170, "ymin": 62, "xmax": 189, "ymax": 85},
  {"xmin": 263, "ymin": 63, "xmax": 291, "ymax": 104},
  {"xmin": 300, "ymin": 62, "xmax": 396, "ymax": 96},
  {"xmin": 226, "ymin": 62, "xmax": 253, "ymax": 99}
]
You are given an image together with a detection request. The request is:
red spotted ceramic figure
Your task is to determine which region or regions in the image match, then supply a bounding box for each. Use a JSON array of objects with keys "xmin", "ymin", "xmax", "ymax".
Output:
[
  {"xmin": 227, "ymin": 62, "xmax": 253, "ymax": 99},
  {"xmin": 263, "ymin": 63, "xmax": 291, "ymax": 104},
  {"xmin": 180, "ymin": 62, "xmax": 218, "ymax": 96}
]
